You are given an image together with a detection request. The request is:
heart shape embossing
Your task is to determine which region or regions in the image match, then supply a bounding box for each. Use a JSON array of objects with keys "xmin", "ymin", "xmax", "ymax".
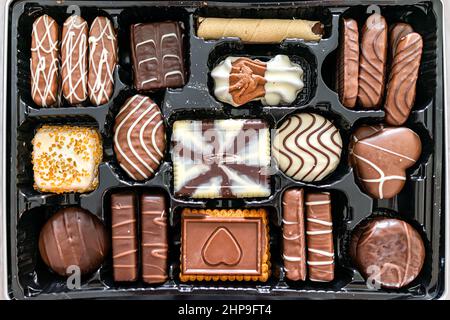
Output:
[
  {"xmin": 350, "ymin": 126, "xmax": 422, "ymax": 199},
  {"xmin": 202, "ymin": 227, "xmax": 242, "ymax": 266}
]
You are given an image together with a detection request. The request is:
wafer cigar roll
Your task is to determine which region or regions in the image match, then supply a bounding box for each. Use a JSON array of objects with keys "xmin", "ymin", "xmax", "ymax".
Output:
[{"xmin": 197, "ymin": 17, "xmax": 324, "ymax": 43}]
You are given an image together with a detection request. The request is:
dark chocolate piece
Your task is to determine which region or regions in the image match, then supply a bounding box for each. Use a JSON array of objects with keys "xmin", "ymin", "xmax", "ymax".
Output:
[
  {"xmin": 385, "ymin": 33, "xmax": 423, "ymax": 126},
  {"xmin": 61, "ymin": 15, "xmax": 88, "ymax": 105},
  {"xmin": 282, "ymin": 188, "xmax": 306, "ymax": 281},
  {"xmin": 351, "ymin": 218, "xmax": 425, "ymax": 289},
  {"xmin": 357, "ymin": 14, "xmax": 387, "ymax": 108},
  {"xmin": 30, "ymin": 15, "xmax": 59, "ymax": 107},
  {"xmin": 39, "ymin": 207, "xmax": 109, "ymax": 276},
  {"xmin": 389, "ymin": 23, "xmax": 414, "ymax": 59},
  {"xmin": 111, "ymin": 192, "xmax": 138, "ymax": 282},
  {"xmin": 180, "ymin": 208, "xmax": 270, "ymax": 282},
  {"xmin": 141, "ymin": 193, "xmax": 168, "ymax": 284},
  {"xmin": 113, "ymin": 94, "xmax": 166, "ymax": 181},
  {"xmin": 305, "ymin": 192, "xmax": 334, "ymax": 282},
  {"xmin": 131, "ymin": 22, "xmax": 185, "ymax": 91},
  {"xmin": 350, "ymin": 127, "xmax": 422, "ymax": 199},
  {"xmin": 338, "ymin": 18, "xmax": 359, "ymax": 108}
]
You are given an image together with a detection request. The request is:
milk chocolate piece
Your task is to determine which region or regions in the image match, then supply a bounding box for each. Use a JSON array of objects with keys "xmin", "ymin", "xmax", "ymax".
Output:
[
  {"xmin": 61, "ymin": 15, "xmax": 88, "ymax": 104},
  {"xmin": 338, "ymin": 18, "xmax": 359, "ymax": 108},
  {"xmin": 88, "ymin": 16, "xmax": 117, "ymax": 105},
  {"xmin": 229, "ymin": 58, "xmax": 267, "ymax": 106},
  {"xmin": 357, "ymin": 14, "xmax": 387, "ymax": 108},
  {"xmin": 350, "ymin": 127, "xmax": 422, "ymax": 199},
  {"xmin": 113, "ymin": 95, "xmax": 166, "ymax": 181},
  {"xmin": 389, "ymin": 23, "xmax": 414, "ymax": 59},
  {"xmin": 39, "ymin": 207, "xmax": 109, "ymax": 276},
  {"xmin": 351, "ymin": 218, "xmax": 425, "ymax": 289},
  {"xmin": 180, "ymin": 208, "xmax": 270, "ymax": 282},
  {"xmin": 111, "ymin": 192, "xmax": 138, "ymax": 282},
  {"xmin": 282, "ymin": 188, "xmax": 306, "ymax": 281},
  {"xmin": 30, "ymin": 15, "xmax": 59, "ymax": 107},
  {"xmin": 131, "ymin": 22, "xmax": 185, "ymax": 91},
  {"xmin": 141, "ymin": 193, "xmax": 168, "ymax": 284},
  {"xmin": 385, "ymin": 33, "xmax": 423, "ymax": 126},
  {"xmin": 305, "ymin": 192, "xmax": 334, "ymax": 282}
]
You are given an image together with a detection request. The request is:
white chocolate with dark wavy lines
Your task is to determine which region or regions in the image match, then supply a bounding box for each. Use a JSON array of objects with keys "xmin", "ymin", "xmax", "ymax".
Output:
[
  {"xmin": 113, "ymin": 95, "xmax": 166, "ymax": 181},
  {"xmin": 272, "ymin": 113, "xmax": 342, "ymax": 182}
]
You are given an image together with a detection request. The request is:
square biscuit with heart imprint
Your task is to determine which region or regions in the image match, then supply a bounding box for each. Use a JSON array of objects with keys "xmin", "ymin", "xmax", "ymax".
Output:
[{"xmin": 180, "ymin": 208, "xmax": 270, "ymax": 282}]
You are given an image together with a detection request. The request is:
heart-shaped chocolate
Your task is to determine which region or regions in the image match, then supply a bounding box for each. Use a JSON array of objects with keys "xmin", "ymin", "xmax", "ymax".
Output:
[
  {"xmin": 202, "ymin": 227, "xmax": 242, "ymax": 266},
  {"xmin": 350, "ymin": 127, "xmax": 422, "ymax": 199}
]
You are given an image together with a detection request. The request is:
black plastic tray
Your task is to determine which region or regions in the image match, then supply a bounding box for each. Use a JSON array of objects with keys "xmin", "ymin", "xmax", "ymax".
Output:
[{"xmin": 6, "ymin": 0, "xmax": 446, "ymax": 299}]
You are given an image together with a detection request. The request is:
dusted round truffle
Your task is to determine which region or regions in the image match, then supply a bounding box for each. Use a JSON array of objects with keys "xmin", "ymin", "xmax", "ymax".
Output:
[
  {"xmin": 350, "ymin": 217, "xmax": 425, "ymax": 289},
  {"xmin": 39, "ymin": 207, "xmax": 109, "ymax": 276}
]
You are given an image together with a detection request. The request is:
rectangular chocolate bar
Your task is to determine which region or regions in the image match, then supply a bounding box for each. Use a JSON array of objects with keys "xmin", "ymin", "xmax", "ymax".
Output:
[
  {"xmin": 180, "ymin": 208, "xmax": 270, "ymax": 282},
  {"xmin": 305, "ymin": 192, "xmax": 334, "ymax": 282},
  {"xmin": 171, "ymin": 119, "xmax": 271, "ymax": 199},
  {"xmin": 141, "ymin": 193, "xmax": 168, "ymax": 284},
  {"xmin": 111, "ymin": 192, "xmax": 138, "ymax": 282},
  {"xmin": 131, "ymin": 21, "xmax": 186, "ymax": 91},
  {"xmin": 282, "ymin": 188, "xmax": 306, "ymax": 281}
]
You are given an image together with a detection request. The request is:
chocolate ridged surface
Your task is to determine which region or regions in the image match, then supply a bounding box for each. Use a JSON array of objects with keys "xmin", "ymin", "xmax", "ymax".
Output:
[
  {"xmin": 111, "ymin": 192, "xmax": 138, "ymax": 282},
  {"xmin": 385, "ymin": 33, "xmax": 423, "ymax": 126},
  {"xmin": 39, "ymin": 207, "xmax": 109, "ymax": 276},
  {"xmin": 357, "ymin": 14, "xmax": 387, "ymax": 108},
  {"xmin": 338, "ymin": 18, "xmax": 359, "ymax": 108},
  {"xmin": 389, "ymin": 23, "xmax": 414, "ymax": 59},
  {"xmin": 113, "ymin": 94, "xmax": 166, "ymax": 181},
  {"xmin": 282, "ymin": 188, "xmax": 306, "ymax": 281},
  {"xmin": 305, "ymin": 192, "xmax": 334, "ymax": 282},
  {"xmin": 141, "ymin": 193, "xmax": 168, "ymax": 284},
  {"xmin": 131, "ymin": 22, "xmax": 185, "ymax": 91},
  {"xmin": 350, "ymin": 127, "xmax": 421, "ymax": 199},
  {"xmin": 61, "ymin": 15, "xmax": 88, "ymax": 105},
  {"xmin": 30, "ymin": 15, "xmax": 59, "ymax": 107},
  {"xmin": 272, "ymin": 113, "xmax": 342, "ymax": 182},
  {"xmin": 88, "ymin": 16, "xmax": 117, "ymax": 106},
  {"xmin": 351, "ymin": 218, "xmax": 425, "ymax": 289}
]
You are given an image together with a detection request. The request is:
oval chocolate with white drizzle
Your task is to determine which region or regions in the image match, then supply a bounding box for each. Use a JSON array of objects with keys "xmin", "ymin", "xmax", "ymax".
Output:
[
  {"xmin": 113, "ymin": 94, "xmax": 166, "ymax": 181},
  {"xmin": 350, "ymin": 127, "xmax": 422, "ymax": 199}
]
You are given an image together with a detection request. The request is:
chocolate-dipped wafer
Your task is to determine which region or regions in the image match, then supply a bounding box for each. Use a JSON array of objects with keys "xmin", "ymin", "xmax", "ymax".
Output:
[
  {"xmin": 338, "ymin": 18, "xmax": 359, "ymax": 108},
  {"xmin": 282, "ymin": 188, "xmax": 306, "ymax": 281},
  {"xmin": 306, "ymin": 192, "xmax": 334, "ymax": 282},
  {"xmin": 88, "ymin": 16, "xmax": 117, "ymax": 106},
  {"xmin": 141, "ymin": 193, "xmax": 168, "ymax": 284},
  {"xmin": 389, "ymin": 23, "xmax": 414, "ymax": 58},
  {"xmin": 61, "ymin": 15, "xmax": 88, "ymax": 105},
  {"xmin": 111, "ymin": 192, "xmax": 138, "ymax": 282},
  {"xmin": 30, "ymin": 15, "xmax": 59, "ymax": 107},
  {"xmin": 357, "ymin": 14, "xmax": 387, "ymax": 108},
  {"xmin": 385, "ymin": 33, "xmax": 423, "ymax": 126}
]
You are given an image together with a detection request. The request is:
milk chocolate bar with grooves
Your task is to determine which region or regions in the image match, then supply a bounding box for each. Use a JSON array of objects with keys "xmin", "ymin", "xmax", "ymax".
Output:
[
  {"xmin": 131, "ymin": 21, "xmax": 185, "ymax": 91},
  {"xmin": 389, "ymin": 23, "xmax": 413, "ymax": 59},
  {"xmin": 111, "ymin": 192, "xmax": 138, "ymax": 282},
  {"xmin": 306, "ymin": 192, "xmax": 334, "ymax": 282},
  {"xmin": 282, "ymin": 188, "xmax": 306, "ymax": 281},
  {"xmin": 141, "ymin": 193, "xmax": 168, "ymax": 284}
]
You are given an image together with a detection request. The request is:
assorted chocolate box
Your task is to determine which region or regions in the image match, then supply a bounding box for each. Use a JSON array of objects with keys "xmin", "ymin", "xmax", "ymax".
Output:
[{"xmin": 7, "ymin": 0, "xmax": 445, "ymax": 299}]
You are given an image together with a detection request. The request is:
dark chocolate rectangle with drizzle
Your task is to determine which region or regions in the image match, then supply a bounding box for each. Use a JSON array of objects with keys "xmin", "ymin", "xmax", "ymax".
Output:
[
  {"xmin": 131, "ymin": 21, "xmax": 185, "ymax": 91},
  {"xmin": 111, "ymin": 192, "xmax": 138, "ymax": 282}
]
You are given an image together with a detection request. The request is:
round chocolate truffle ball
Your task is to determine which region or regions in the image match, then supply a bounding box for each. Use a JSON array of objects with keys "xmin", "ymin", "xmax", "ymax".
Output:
[
  {"xmin": 350, "ymin": 217, "xmax": 425, "ymax": 289},
  {"xmin": 39, "ymin": 207, "xmax": 109, "ymax": 276}
]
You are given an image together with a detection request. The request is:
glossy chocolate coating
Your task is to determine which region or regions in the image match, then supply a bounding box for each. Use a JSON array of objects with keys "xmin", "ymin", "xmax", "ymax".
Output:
[
  {"xmin": 351, "ymin": 218, "xmax": 425, "ymax": 289},
  {"xmin": 39, "ymin": 207, "xmax": 109, "ymax": 276},
  {"xmin": 389, "ymin": 23, "xmax": 414, "ymax": 59},
  {"xmin": 350, "ymin": 127, "xmax": 421, "ymax": 199},
  {"xmin": 282, "ymin": 188, "xmax": 306, "ymax": 281},
  {"xmin": 229, "ymin": 57, "xmax": 267, "ymax": 106},
  {"xmin": 111, "ymin": 192, "xmax": 138, "ymax": 282},
  {"xmin": 131, "ymin": 21, "xmax": 185, "ymax": 91},
  {"xmin": 141, "ymin": 193, "xmax": 168, "ymax": 284}
]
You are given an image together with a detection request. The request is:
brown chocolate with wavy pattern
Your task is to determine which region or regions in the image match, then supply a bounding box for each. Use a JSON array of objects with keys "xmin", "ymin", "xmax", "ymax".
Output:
[
  {"xmin": 338, "ymin": 18, "xmax": 359, "ymax": 108},
  {"xmin": 389, "ymin": 23, "xmax": 414, "ymax": 59},
  {"xmin": 357, "ymin": 14, "xmax": 387, "ymax": 109},
  {"xmin": 385, "ymin": 33, "xmax": 423, "ymax": 126}
]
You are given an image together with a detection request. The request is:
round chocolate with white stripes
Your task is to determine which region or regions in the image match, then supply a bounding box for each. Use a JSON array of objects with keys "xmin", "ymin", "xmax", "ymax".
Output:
[
  {"xmin": 113, "ymin": 94, "xmax": 166, "ymax": 181},
  {"xmin": 272, "ymin": 113, "xmax": 342, "ymax": 182}
]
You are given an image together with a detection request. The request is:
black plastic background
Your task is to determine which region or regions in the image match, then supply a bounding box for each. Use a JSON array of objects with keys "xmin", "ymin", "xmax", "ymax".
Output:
[{"xmin": 6, "ymin": 0, "xmax": 446, "ymax": 299}]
